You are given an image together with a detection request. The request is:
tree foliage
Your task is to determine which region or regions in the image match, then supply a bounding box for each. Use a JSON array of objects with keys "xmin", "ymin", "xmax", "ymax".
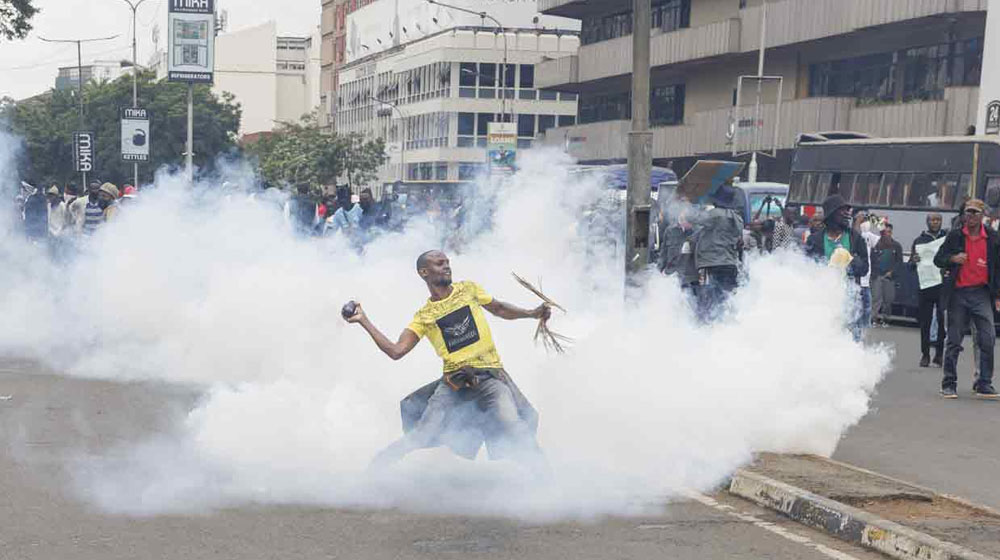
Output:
[
  {"xmin": 0, "ymin": 0, "xmax": 38, "ymax": 40},
  {"xmin": 0, "ymin": 71, "xmax": 241, "ymax": 186},
  {"xmin": 246, "ymin": 112, "xmax": 386, "ymax": 190}
]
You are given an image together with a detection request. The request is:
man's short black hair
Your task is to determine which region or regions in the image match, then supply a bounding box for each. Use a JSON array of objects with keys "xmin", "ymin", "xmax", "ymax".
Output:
[{"xmin": 416, "ymin": 250, "xmax": 437, "ymax": 272}]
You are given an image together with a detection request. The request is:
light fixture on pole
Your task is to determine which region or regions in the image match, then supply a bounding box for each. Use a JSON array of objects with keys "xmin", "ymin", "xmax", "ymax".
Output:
[{"xmin": 370, "ymin": 96, "xmax": 406, "ymax": 184}]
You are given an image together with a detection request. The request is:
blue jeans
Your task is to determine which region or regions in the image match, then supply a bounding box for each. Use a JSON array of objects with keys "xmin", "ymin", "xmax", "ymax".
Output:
[{"xmin": 860, "ymin": 286, "xmax": 872, "ymax": 327}]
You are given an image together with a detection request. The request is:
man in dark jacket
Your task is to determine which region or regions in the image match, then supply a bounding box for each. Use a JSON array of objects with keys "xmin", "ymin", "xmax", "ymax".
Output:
[
  {"xmin": 870, "ymin": 223, "xmax": 904, "ymax": 326},
  {"xmin": 692, "ymin": 184, "xmax": 744, "ymax": 322},
  {"xmin": 805, "ymin": 195, "xmax": 870, "ymax": 341},
  {"xmin": 933, "ymin": 198, "xmax": 1000, "ymax": 399},
  {"xmin": 910, "ymin": 213, "xmax": 948, "ymax": 367}
]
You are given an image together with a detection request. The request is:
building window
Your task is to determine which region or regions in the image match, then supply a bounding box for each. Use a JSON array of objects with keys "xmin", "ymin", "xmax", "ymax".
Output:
[
  {"xmin": 435, "ymin": 162, "xmax": 449, "ymax": 180},
  {"xmin": 459, "ymin": 163, "xmax": 483, "ymax": 180},
  {"xmin": 479, "ymin": 63, "xmax": 496, "ymax": 87},
  {"xmin": 459, "ymin": 62, "xmax": 476, "ymax": 87},
  {"xmin": 517, "ymin": 114, "xmax": 535, "ymax": 137},
  {"xmin": 808, "ymin": 37, "xmax": 983, "ymax": 104},
  {"xmin": 477, "ymin": 113, "xmax": 494, "ymax": 137},
  {"xmin": 651, "ymin": 84, "xmax": 684, "ymax": 126},
  {"xmin": 539, "ymin": 89, "xmax": 558, "ymax": 101},
  {"xmin": 580, "ymin": 0, "xmax": 689, "ymax": 45},
  {"xmin": 538, "ymin": 115, "xmax": 556, "ymax": 134},
  {"xmin": 520, "ymin": 64, "xmax": 534, "ymax": 88},
  {"xmin": 458, "ymin": 112, "xmax": 475, "ymax": 136},
  {"xmin": 558, "ymin": 115, "xmax": 576, "ymax": 127}
]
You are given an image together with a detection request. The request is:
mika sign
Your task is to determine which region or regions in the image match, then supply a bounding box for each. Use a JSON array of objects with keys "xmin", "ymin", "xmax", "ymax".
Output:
[
  {"xmin": 73, "ymin": 131, "xmax": 95, "ymax": 173},
  {"xmin": 121, "ymin": 107, "xmax": 151, "ymax": 161},
  {"xmin": 167, "ymin": 0, "xmax": 215, "ymax": 82}
]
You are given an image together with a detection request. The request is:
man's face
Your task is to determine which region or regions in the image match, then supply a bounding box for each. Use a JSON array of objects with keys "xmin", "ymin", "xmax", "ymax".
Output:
[
  {"xmin": 97, "ymin": 190, "xmax": 114, "ymax": 203},
  {"xmin": 419, "ymin": 252, "xmax": 452, "ymax": 287},
  {"xmin": 809, "ymin": 216, "xmax": 824, "ymax": 232},
  {"xmin": 881, "ymin": 226, "xmax": 893, "ymax": 239},
  {"xmin": 927, "ymin": 214, "xmax": 942, "ymax": 232},
  {"xmin": 965, "ymin": 207, "xmax": 984, "ymax": 228},
  {"xmin": 835, "ymin": 205, "xmax": 853, "ymax": 227},
  {"xmin": 360, "ymin": 191, "xmax": 373, "ymax": 209},
  {"xmin": 783, "ymin": 207, "xmax": 797, "ymax": 224}
]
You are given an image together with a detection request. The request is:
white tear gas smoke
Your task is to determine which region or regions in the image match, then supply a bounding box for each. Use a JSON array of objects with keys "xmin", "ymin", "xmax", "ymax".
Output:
[{"xmin": 0, "ymin": 133, "xmax": 890, "ymax": 519}]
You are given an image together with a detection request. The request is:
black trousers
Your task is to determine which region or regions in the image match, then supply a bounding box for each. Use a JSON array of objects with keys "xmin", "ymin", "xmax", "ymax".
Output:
[
  {"xmin": 918, "ymin": 285, "xmax": 945, "ymax": 358},
  {"xmin": 943, "ymin": 286, "xmax": 995, "ymax": 389}
]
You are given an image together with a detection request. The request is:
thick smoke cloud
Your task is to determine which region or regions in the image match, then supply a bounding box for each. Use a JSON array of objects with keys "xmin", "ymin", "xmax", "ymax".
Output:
[{"xmin": 0, "ymin": 134, "xmax": 890, "ymax": 518}]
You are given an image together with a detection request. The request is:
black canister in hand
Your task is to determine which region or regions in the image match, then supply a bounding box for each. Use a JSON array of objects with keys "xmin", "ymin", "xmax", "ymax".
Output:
[{"xmin": 341, "ymin": 300, "xmax": 358, "ymax": 320}]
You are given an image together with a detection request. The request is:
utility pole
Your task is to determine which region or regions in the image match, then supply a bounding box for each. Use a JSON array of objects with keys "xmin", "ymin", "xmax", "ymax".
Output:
[
  {"xmin": 747, "ymin": 0, "xmax": 768, "ymax": 184},
  {"xmin": 625, "ymin": 0, "xmax": 652, "ymax": 281},
  {"xmin": 186, "ymin": 84, "xmax": 194, "ymax": 183},
  {"xmin": 122, "ymin": 0, "xmax": 147, "ymax": 189},
  {"xmin": 39, "ymin": 34, "xmax": 118, "ymax": 189}
]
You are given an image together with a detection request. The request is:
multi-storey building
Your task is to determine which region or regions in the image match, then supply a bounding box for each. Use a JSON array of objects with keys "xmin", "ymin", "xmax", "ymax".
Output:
[
  {"xmin": 320, "ymin": 0, "xmax": 349, "ymax": 129},
  {"xmin": 55, "ymin": 61, "xmax": 133, "ymax": 91},
  {"xmin": 336, "ymin": 26, "xmax": 579, "ymax": 189},
  {"xmin": 536, "ymin": 0, "xmax": 988, "ymax": 181}
]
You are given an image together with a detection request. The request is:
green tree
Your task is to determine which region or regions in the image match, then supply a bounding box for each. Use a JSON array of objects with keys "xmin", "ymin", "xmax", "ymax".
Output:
[
  {"xmin": 0, "ymin": 71, "xmax": 241, "ymax": 186},
  {"xmin": 0, "ymin": 0, "xmax": 38, "ymax": 40},
  {"xmin": 246, "ymin": 112, "xmax": 385, "ymax": 190}
]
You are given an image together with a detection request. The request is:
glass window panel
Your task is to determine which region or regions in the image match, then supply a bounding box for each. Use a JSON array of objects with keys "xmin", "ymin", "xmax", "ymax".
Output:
[
  {"xmin": 457, "ymin": 136, "xmax": 474, "ymax": 147},
  {"xmin": 435, "ymin": 163, "xmax": 448, "ymax": 180},
  {"xmin": 517, "ymin": 138, "xmax": 533, "ymax": 149},
  {"xmin": 459, "ymin": 63, "xmax": 477, "ymax": 87},
  {"xmin": 893, "ymin": 173, "xmax": 914, "ymax": 206},
  {"xmin": 959, "ymin": 173, "xmax": 973, "ymax": 204},
  {"xmin": 519, "ymin": 89, "xmax": 536, "ymax": 100},
  {"xmin": 538, "ymin": 115, "xmax": 556, "ymax": 134},
  {"xmin": 519, "ymin": 64, "xmax": 534, "ymax": 88},
  {"xmin": 479, "ymin": 63, "xmax": 496, "ymax": 87},
  {"xmin": 558, "ymin": 115, "xmax": 576, "ymax": 127},
  {"xmin": 560, "ymin": 92, "xmax": 578, "ymax": 101},
  {"xmin": 478, "ymin": 88, "xmax": 495, "ymax": 99},
  {"xmin": 459, "ymin": 87, "xmax": 475, "ymax": 98},
  {"xmin": 539, "ymin": 89, "xmax": 558, "ymax": 101},
  {"xmin": 517, "ymin": 114, "xmax": 535, "ymax": 137},
  {"xmin": 815, "ymin": 173, "xmax": 833, "ymax": 203},
  {"xmin": 476, "ymin": 113, "xmax": 493, "ymax": 135},
  {"xmin": 503, "ymin": 64, "xmax": 516, "ymax": 88}
]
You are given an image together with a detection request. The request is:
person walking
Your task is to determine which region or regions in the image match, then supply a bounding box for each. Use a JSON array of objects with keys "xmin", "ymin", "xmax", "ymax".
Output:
[
  {"xmin": 870, "ymin": 223, "xmax": 903, "ymax": 326},
  {"xmin": 854, "ymin": 211, "xmax": 880, "ymax": 329},
  {"xmin": 910, "ymin": 213, "xmax": 948, "ymax": 367},
  {"xmin": 933, "ymin": 198, "xmax": 1000, "ymax": 399},
  {"xmin": 45, "ymin": 185, "xmax": 68, "ymax": 238},
  {"xmin": 692, "ymin": 184, "xmax": 744, "ymax": 321}
]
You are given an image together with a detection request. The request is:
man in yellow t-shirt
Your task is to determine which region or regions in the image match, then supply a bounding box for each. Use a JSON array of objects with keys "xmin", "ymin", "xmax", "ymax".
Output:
[{"xmin": 346, "ymin": 250, "xmax": 550, "ymax": 469}]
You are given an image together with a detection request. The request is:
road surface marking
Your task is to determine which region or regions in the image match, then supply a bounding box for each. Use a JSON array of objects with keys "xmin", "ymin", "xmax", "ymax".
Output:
[{"xmin": 685, "ymin": 491, "xmax": 864, "ymax": 560}]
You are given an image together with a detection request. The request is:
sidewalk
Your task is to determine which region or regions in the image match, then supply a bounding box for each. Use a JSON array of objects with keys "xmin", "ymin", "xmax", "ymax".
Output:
[
  {"xmin": 732, "ymin": 453, "xmax": 1000, "ymax": 560},
  {"xmin": 835, "ymin": 327, "xmax": 1000, "ymax": 511}
]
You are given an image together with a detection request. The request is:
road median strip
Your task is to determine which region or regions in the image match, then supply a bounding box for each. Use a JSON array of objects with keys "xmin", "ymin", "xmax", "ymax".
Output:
[{"xmin": 727, "ymin": 454, "xmax": 1000, "ymax": 560}]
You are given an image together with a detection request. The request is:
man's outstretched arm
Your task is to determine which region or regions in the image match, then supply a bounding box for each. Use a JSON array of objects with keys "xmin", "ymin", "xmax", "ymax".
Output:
[
  {"xmin": 346, "ymin": 304, "xmax": 419, "ymax": 360},
  {"xmin": 483, "ymin": 299, "xmax": 551, "ymax": 321}
]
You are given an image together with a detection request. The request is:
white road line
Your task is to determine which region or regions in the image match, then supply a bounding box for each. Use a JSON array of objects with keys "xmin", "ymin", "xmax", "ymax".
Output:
[{"xmin": 684, "ymin": 491, "xmax": 865, "ymax": 560}]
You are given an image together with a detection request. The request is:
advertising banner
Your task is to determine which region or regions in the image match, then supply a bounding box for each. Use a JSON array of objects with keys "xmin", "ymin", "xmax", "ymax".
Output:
[
  {"xmin": 121, "ymin": 107, "xmax": 151, "ymax": 161},
  {"xmin": 168, "ymin": 0, "xmax": 216, "ymax": 83},
  {"xmin": 73, "ymin": 131, "xmax": 95, "ymax": 173},
  {"xmin": 486, "ymin": 122, "xmax": 516, "ymax": 176}
]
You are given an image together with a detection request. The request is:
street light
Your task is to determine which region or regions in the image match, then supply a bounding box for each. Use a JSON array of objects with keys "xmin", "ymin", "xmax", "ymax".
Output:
[
  {"xmin": 119, "ymin": 0, "xmax": 148, "ymax": 189},
  {"xmin": 425, "ymin": 0, "xmax": 510, "ymax": 122},
  {"xmin": 370, "ymin": 96, "xmax": 406, "ymax": 184}
]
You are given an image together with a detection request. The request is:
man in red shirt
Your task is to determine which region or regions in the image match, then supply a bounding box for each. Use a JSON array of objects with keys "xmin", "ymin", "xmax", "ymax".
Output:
[{"xmin": 933, "ymin": 199, "xmax": 1000, "ymax": 399}]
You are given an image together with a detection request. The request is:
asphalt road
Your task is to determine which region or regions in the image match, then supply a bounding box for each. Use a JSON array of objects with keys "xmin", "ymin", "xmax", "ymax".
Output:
[
  {"xmin": 0, "ymin": 359, "xmax": 882, "ymax": 560},
  {"xmin": 835, "ymin": 326, "xmax": 1000, "ymax": 510}
]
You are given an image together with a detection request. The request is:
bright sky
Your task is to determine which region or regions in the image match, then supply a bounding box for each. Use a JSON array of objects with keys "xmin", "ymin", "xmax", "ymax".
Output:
[{"xmin": 0, "ymin": 0, "xmax": 320, "ymax": 100}]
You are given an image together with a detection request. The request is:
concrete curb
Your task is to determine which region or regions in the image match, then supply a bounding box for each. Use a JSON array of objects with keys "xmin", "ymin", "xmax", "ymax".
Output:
[{"xmin": 728, "ymin": 469, "xmax": 996, "ymax": 560}]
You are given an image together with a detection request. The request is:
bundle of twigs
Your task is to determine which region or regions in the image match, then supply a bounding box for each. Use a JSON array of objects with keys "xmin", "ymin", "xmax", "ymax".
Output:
[{"xmin": 512, "ymin": 273, "xmax": 573, "ymax": 354}]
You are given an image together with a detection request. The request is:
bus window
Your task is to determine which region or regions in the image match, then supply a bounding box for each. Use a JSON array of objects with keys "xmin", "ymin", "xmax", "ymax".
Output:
[
  {"xmin": 892, "ymin": 173, "xmax": 913, "ymax": 207},
  {"xmin": 877, "ymin": 173, "xmax": 897, "ymax": 206},
  {"xmin": 816, "ymin": 172, "xmax": 833, "ymax": 202},
  {"xmin": 908, "ymin": 173, "xmax": 934, "ymax": 207},
  {"xmin": 935, "ymin": 173, "xmax": 960, "ymax": 209},
  {"xmin": 838, "ymin": 173, "xmax": 857, "ymax": 201},
  {"xmin": 789, "ymin": 172, "xmax": 811, "ymax": 202},
  {"xmin": 862, "ymin": 173, "xmax": 881, "ymax": 205},
  {"xmin": 959, "ymin": 174, "xmax": 973, "ymax": 204}
]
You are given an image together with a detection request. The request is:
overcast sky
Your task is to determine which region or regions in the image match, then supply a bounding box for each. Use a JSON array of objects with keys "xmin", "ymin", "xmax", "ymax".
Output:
[{"xmin": 0, "ymin": 0, "xmax": 320, "ymax": 100}]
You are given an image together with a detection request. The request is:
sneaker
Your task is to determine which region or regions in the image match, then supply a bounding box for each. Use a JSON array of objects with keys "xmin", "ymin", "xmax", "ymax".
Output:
[
  {"xmin": 973, "ymin": 384, "xmax": 999, "ymax": 399},
  {"xmin": 940, "ymin": 387, "xmax": 958, "ymax": 399},
  {"xmin": 932, "ymin": 355, "xmax": 943, "ymax": 367},
  {"xmin": 920, "ymin": 356, "xmax": 930, "ymax": 368}
]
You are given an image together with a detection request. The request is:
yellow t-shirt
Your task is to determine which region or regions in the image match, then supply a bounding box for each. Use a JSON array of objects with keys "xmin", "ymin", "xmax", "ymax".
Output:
[{"xmin": 406, "ymin": 281, "xmax": 503, "ymax": 373}]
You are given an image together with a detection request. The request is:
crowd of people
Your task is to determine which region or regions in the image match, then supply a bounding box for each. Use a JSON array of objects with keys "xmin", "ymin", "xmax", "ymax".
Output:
[
  {"xmin": 13, "ymin": 180, "xmax": 133, "ymax": 247},
  {"xmin": 657, "ymin": 185, "xmax": 998, "ymax": 399}
]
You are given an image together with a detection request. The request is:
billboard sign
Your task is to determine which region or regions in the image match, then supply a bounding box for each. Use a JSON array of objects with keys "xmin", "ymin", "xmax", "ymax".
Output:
[
  {"xmin": 487, "ymin": 122, "xmax": 516, "ymax": 176},
  {"xmin": 73, "ymin": 131, "xmax": 95, "ymax": 173},
  {"xmin": 121, "ymin": 107, "xmax": 151, "ymax": 161},
  {"xmin": 167, "ymin": 0, "xmax": 215, "ymax": 83},
  {"xmin": 986, "ymin": 100, "xmax": 1000, "ymax": 135}
]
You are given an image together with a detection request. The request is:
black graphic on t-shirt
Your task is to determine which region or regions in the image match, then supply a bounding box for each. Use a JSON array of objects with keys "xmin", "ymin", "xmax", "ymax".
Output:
[{"xmin": 436, "ymin": 305, "xmax": 480, "ymax": 353}]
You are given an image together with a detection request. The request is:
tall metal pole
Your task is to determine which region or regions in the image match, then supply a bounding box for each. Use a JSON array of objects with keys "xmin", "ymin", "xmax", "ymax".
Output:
[
  {"xmin": 123, "ymin": 0, "xmax": 147, "ymax": 189},
  {"xmin": 748, "ymin": 0, "xmax": 767, "ymax": 184},
  {"xmin": 186, "ymin": 84, "xmax": 194, "ymax": 183},
  {"xmin": 626, "ymin": 0, "xmax": 652, "ymax": 281},
  {"xmin": 40, "ymin": 34, "xmax": 118, "ymax": 189}
]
